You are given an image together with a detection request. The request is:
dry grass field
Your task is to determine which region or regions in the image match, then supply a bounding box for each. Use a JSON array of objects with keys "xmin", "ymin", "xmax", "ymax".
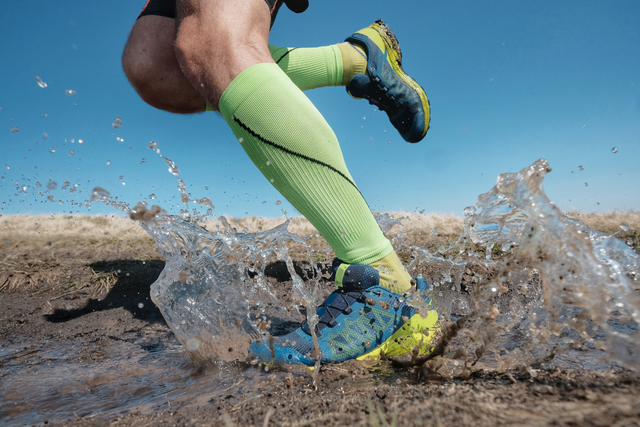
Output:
[{"xmin": 1, "ymin": 210, "xmax": 638, "ymax": 292}]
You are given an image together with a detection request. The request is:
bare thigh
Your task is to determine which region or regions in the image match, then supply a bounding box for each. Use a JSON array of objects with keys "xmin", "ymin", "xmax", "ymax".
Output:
[{"xmin": 122, "ymin": 15, "xmax": 205, "ymax": 114}]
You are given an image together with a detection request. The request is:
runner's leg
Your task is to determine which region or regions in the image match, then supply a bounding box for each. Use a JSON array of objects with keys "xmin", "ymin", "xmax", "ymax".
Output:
[
  {"xmin": 122, "ymin": 15, "xmax": 205, "ymax": 114},
  {"xmin": 175, "ymin": 0, "xmax": 412, "ymax": 293}
]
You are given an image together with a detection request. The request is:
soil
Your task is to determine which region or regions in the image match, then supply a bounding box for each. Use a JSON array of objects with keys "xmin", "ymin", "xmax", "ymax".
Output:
[{"xmin": 1, "ymin": 246, "xmax": 640, "ymax": 426}]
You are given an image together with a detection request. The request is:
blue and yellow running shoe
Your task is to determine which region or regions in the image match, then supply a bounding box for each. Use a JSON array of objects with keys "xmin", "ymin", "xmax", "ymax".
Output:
[
  {"xmin": 249, "ymin": 259, "xmax": 440, "ymax": 366},
  {"xmin": 345, "ymin": 20, "xmax": 431, "ymax": 143}
]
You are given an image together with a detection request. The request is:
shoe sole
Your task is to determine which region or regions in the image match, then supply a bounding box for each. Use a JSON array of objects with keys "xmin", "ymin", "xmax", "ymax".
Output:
[{"xmin": 356, "ymin": 20, "xmax": 431, "ymax": 141}]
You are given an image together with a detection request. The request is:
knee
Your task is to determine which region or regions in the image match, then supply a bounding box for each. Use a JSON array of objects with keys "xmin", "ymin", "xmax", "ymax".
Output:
[{"xmin": 122, "ymin": 46, "xmax": 167, "ymax": 109}]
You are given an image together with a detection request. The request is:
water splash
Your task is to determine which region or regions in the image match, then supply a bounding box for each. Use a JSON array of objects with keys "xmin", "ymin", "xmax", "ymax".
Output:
[
  {"xmin": 85, "ymin": 154, "xmax": 639, "ymax": 374},
  {"xmin": 112, "ymin": 117, "xmax": 123, "ymax": 128},
  {"xmin": 413, "ymin": 159, "xmax": 639, "ymax": 375}
]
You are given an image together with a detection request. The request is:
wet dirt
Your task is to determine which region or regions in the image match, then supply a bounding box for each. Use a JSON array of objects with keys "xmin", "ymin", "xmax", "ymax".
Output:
[{"xmin": 2, "ymin": 247, "xmax": 639, "ymax": 426}]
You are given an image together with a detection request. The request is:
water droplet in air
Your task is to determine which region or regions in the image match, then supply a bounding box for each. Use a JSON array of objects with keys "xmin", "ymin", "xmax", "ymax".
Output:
[
  {"xmin": 612, "ymin": 147, "xmax": 618, "ymax": 153},
  {"xmin": 148, "ymin": 141, "xmax": 158, "ymax": 151},
  {"xmin": 68, "ymin": 150, "xmax": 75, "ymax": 156},
  {"xmin": 431, "ymin": 228, "xmax": 438, "ymax": 236},
  {"xmin": 138, "ymin": 303, "xmax": 144, "ymax": 309},
  {"xmin": 266, "ymin": 160, "xmax": 271, "ymax": 166},
  {"xmin": 274, "ymin": 200, "xmax": 282, "ymax": 206},
  {"xmin": 140, "ymin": 158, "xmax": 146, "ymax": 164},
  {"xmin": 21, "ymin": 185, "xmax": 27, "ymax": 192},
  {"xmin": 116, "ymin": 137, "xmax": 124, "ymax": 142},
  {"xmin": 49, "ymin": 147, "xmax": 56, "ymax": 153},
  {"xmin": 65, "ymin": 89, "xmax": 77, "ymax": 96},
  {"xmin": 46, "ymin": 181, "xmax": 57, "ymax": 190},
  {"xmin": 112, "ymin": 117, "xmax": 123, "ymax": 128},
  {"xmin": 78, "ymin": 139, "xmax": 84, "ymax": 145},
  {"xmin": 10, "ymin": 127, "xmax": 19, "ymax": 134},
  {"xmin": 238, "ymin": 137, "xmax": 244, "ymax": 143},
  {"xmin": 205, "ymin": 186, "xmax": 209, "ymax": 190},
  {"xmin": 35, "ymin": 76, "xmax": 47, "ymax": 88},
  {"xmin": 71, "ymin": 138, "xmax": 75, "ymax": 143},
  {"xmin": 270, "ymin": 178, "xmax": 274, "ymax": 183},
  {"xmin": 585, "ymin": 182, "xmax": 588, "ymax": 187},
  {"xmin": 620, "ymin": 223, "xmax": 630, "ymax": 232},
  {"xmin": 627, "ymin": 240, "xmax": 633, "ymax": 246},
  {"xmin": 89, "ymin": 187, "xmax": 110, "ymax": 202},
  {"xmin": 106, "ymin": 160, "xmax": 111, "ymax": 165},
  {"xmin": 387, "ymin": 141, "xmax": 390, "ymax": 144},
  {"xmin": 119, "ymin": 175, "xmax": 124, "ymax": 179},
  {"xmin": 578, "ymin": 165, "xmax": 584, "ymax": 171},
  {"xmin": 149, "ymin": 194, "xmax": 156, "ymax": 200},
  {"xmin": 162, "ymin": 157, "xmax": 180, "ymax": 175},
  {"xmin": 43, "ymin": 133, "xmax": 48, "ymax": 139}
]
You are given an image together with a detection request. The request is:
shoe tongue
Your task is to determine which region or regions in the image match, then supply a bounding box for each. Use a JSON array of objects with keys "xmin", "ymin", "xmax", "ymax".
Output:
[{"xmin": 333, "ymin": 262, "xmax": 379, "ymax": 291}]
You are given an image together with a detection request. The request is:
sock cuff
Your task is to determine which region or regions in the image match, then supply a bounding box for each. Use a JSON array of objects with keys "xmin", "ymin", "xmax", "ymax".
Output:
[{"xmin": 219, "ymin": 63, "xmax": 287, "ymax": 122}]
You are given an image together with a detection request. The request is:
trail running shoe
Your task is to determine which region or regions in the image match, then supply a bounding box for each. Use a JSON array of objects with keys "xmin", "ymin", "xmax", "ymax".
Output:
[
  {"xmin": 345, "ymin": 20, "xmax": 431, "ymax": 143},
  {"xmin": 248, "ymin": 259, "xmax": 440, "ymax": 366}
]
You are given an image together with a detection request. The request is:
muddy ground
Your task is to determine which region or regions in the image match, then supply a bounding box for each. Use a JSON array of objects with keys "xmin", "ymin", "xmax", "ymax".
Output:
[{"xmin": 1, "ymin": 235, "xmax": 640, "ymax": 426}]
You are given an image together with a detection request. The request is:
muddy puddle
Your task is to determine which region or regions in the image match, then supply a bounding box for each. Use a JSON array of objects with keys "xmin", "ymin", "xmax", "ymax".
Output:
[{"xmin": 1, "ymin": 153, "xmax": 639, "ymax": 426}]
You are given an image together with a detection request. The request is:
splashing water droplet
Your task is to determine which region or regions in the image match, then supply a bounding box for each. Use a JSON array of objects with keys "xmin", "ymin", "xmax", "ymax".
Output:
[
  {"xmin": 112, "ymin": 117, "xmax": 123, "ymax": 128},
  {"xmin": 238, "ymin": 137, "xmax": 244, "ymax": 143},
  {"xmin": 68, "ymin": 150, "xmax": 75, "ymax": 156},
  {"xmin": 266, "ymin": 160, "xmax": 271, "ymax": 166},
  {"xmin": 149, "ymin": 193, "xmax": 156, "ymax": 200},
  {"xmin": 162, "ymin": 157, "xmax": 180, "ymax": 176},
  {"xmin": 119, "ymin": 175, "xmax": 124, "ymax": 179},
  {"xmin": 269, "ymin": 178, "xmax": 274, "ymax": 183},
  {"xmin": 612, "ymin": 147, "xmax": 618, "ymax": 153},
  {"xmin": 106, "ymin": 160, "xmax": 111, "ymax": 166},
  {"xmin": 49, "ymin": 146, "xmax": 56, "ymax": 153},
  {"xmin": 10, "ymin": 127, "xmax": 19, "ymax": 134},
  {"xmin": 116, "ymin": 137, "xmax": 124, "ymax": 142},
  {"xmin": 148, "ymin": 141, "xmax": 158, "ymax": 151},
  {"xmin": 275, "ymin": 200, "xmax": 282, "ymax": 206},
  {"xmin": 578, "ymin": 165, "xmax": 584, "ymax": 171},
  {"xmin": 431, "ymin": 228, "xmax": 438, "ymax": 236},
  {"xmin": 35, "ymin": 76, "xmax": 47, "ymax": 88},
  {"xmin": 140, "ymin": 158, "xmax": 146, "ymax": 164},
  {"xmin": 43, "ymin": 133, "xmax": 48, "ymax": 139},
  {"xmin": 78, "ymin": 139, "xmax": 84, "ymax": 145},
  {"xmin": 620, "ymin": 223, "xmax": 630, "ymax": 232},
  {"xmin": 585, "ymin": 182, "xmax": 588, "ymax": 187},
  {"xmin": 90, "ymin": 187, "xmax": 111, "ymax": 202},
  {"xmin": 65, "ymin": 89, "xmax": 77, "ymax": 96},
  {"xmin": 46, "ymin": 181, "xmax": 57, "ymax": 190},
  {"xmin": 21, "ymin": 185, "xmax": 27, "ymax": 192},
  {"xmin": 129, "ymin": 145, "xmax": 132, "ymax": 149}
]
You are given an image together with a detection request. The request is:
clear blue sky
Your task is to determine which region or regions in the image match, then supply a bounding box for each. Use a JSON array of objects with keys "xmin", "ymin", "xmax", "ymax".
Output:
[{"xmin": 2, "ymin": 1, "xmax": 639, "ymax": 219}]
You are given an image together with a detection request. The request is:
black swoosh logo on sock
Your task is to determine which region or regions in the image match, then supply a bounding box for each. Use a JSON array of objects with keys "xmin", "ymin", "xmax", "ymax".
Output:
[
  {"xmin": 233, "ymin": 116, "xmax": 364, "ymax": 198},
  {"xmin": 275, "ymin": 47, "xmax": 298, "ymax": 64}
]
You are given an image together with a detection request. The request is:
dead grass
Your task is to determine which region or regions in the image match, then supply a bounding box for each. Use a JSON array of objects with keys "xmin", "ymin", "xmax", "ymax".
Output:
[{"xmin": 1, "ymin": 211, "xmax": 638, "ymax": 291}]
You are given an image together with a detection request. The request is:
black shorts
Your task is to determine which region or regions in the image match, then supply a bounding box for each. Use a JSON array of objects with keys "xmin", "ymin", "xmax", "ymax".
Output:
[{"xmin": 138, "ymin": 0, "xmax": 284, "ymax": 27}]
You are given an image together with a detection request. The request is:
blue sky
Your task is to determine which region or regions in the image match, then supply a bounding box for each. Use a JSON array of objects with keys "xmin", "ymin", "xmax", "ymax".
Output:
[{"xmin": 1, "ymin": 0, "xmax": 639, "ymax": 219}]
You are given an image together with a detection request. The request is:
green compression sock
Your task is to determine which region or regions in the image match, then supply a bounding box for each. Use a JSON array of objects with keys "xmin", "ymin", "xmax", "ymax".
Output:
[
  {"xmin": 269, "ymin": 42, "xmax": 367, "ymax": 91},
  {"xmin": 219, "ymin": 63, "xmax": 392, "ymax": 267}
]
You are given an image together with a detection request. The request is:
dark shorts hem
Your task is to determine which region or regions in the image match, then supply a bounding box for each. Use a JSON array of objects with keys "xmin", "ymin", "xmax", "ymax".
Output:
[{"xmin": 137, "ymin": 0, "xmax": 283, "ymax": 25}]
